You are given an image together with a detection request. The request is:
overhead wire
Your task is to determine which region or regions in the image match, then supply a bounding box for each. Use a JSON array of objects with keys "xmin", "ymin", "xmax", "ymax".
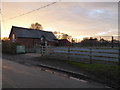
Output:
[{"xmin": 3, "ymin": 2, "xmax": 57, "ymax": 22}]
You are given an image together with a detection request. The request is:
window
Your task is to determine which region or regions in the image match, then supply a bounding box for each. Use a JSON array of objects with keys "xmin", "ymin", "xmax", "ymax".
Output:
[{"xmin": 12, "ymin": 34, "xmax": 16, "ymax": 42}]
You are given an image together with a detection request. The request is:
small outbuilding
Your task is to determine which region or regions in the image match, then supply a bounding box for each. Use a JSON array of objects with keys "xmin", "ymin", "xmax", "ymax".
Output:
[{"xmin": 57, "ymin": 39, "xmax": 71, "ymax": 46}]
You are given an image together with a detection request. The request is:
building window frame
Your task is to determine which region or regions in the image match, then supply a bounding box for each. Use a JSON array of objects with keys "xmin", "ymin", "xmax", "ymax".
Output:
[{"xmin": 12, "ymin": 34, "xmax": 16, "ymax": 42}]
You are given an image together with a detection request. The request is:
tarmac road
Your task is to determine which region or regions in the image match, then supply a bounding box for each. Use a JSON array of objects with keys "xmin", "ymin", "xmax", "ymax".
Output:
[{"xmin": 2, "ymin": 59, "xmax": 108, "ymax": 88}]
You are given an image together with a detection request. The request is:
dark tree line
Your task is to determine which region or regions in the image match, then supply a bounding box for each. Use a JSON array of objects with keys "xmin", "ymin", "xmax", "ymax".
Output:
[{"xmin": 79, "ymin": 37, "xmax": 119, "ymax": 47}]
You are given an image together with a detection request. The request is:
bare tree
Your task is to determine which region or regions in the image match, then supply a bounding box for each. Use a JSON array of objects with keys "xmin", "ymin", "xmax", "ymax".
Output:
[
  {"xmin": 30, "ymin": 22, "xmax": 43, "ymax": 30},
  {"xmin": 62, "ymin": 34, "xmax": 69, "ymax": 39}
]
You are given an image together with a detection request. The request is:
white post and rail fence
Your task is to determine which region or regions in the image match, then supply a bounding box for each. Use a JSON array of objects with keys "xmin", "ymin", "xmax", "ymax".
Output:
[{"xmin": 42, "ymin": 46, "xmax": 119, "ymax": 64}]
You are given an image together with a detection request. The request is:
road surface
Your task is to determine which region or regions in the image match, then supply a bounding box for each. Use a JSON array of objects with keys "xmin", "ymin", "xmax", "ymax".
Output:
[{"xmin": 2, "ymin": 59, "xmax": 108, "ymax": 88}]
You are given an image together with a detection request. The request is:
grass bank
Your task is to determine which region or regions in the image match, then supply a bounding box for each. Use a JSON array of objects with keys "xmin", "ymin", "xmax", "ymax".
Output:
[
  {"xmin": 64, "ymin": 60, "xmax": 119, "ymax": 89},
  {"xmin": 64, "ymin": 60, "xmax": 119, "ymax": 80},
  {"xmin": 41, "ymin": 56, "xmax": 119, "ymax": 81},
  {"xmin": 42, "ymin": 57, "xmax": 119, "ymax": 87}
]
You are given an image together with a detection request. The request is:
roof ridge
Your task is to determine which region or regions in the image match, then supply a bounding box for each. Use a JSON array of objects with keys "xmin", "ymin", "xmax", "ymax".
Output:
[{"xmin": 12, "ymin": 26, "xmax": 52, "ymax": 33}]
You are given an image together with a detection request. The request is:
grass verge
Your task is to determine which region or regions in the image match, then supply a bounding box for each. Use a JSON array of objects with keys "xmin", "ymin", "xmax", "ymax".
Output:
[
  {"xmin": 42, "ymin": 56, "xmax": 119, "ymax": 87},
  {"xmin": 64, "ymin": 60, "xmax": 119, "ymax": 80},
  {"xmin": 41, "ymin": 56, "xmax": 119, "ymax": 81}
]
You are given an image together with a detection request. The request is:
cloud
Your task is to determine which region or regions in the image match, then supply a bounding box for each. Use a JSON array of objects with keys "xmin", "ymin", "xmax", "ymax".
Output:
[
  {"xmin": 96, "ymin": 32, "xmax": 106, "ymax": 35},
  {"xmin": 95, "ymin": 30, "xmax": 116, "ymax": 36},
  {"xmin": 2, "ymin": 2, "xmax": 118, "ymax": 37}
]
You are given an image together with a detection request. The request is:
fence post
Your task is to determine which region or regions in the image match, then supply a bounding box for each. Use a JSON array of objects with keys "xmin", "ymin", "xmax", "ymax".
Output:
[
  {"xmin": 119, "ymin": 39, "xmax": 120, "ymax": 66},
  {"xmin": 41, "ymin": 46, "xmax": 43, "ymax": 55},
  {"xmin": 68, "ymin": 46, "xmax": 70, "ymax": 60},
  {"xmin": 89, "ymin": 48, "xmax": 92, "ymax": 64}
]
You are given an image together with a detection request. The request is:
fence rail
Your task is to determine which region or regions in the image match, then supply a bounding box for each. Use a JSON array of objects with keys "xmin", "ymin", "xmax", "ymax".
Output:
[{"xmin": 44, "ymin": 46, "xmax": 119, "ymax": 64}]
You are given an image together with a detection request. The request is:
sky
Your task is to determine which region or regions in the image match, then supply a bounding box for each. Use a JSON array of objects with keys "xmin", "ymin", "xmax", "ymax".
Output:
[{"xmin": 1, "ymin": 2, "xmax": 118, "ymax": 40}]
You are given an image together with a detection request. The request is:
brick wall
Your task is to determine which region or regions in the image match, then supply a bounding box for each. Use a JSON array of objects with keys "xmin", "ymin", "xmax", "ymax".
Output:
[
  {"xmin": 16, "ymin": 38, "xmax": 40, "ymax": 48},
  {"xmin": 14, "ymin": 38, "xmax": 56, "ymax": 48}
]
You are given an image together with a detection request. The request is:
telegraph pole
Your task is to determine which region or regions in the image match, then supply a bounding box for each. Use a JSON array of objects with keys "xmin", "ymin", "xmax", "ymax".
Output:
[{"xmin": 111, "ymin": 36, "xmax": 114, "ymax": 48}]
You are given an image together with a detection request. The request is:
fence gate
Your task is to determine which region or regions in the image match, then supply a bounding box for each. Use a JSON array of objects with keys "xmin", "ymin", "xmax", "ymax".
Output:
[{"xmin": 41, "ymin": 46, "xmax": 46, "ymax": 55}]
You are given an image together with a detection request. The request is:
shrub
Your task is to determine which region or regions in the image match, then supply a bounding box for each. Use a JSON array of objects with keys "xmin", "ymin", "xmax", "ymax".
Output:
[{"xmin": 2, "ymin": 40, "xmax": 21, "ymax": 54}]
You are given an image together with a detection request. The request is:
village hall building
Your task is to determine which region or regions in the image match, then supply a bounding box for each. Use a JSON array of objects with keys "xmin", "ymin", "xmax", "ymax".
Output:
[{"xmin": 9, "ymin": 26, "xmax": 57, "ymax": 48}]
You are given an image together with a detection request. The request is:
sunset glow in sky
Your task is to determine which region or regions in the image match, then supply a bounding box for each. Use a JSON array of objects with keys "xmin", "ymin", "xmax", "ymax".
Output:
[{"xmin": 1, "ymin": 2, "xmax": 118, "ymax": 39}]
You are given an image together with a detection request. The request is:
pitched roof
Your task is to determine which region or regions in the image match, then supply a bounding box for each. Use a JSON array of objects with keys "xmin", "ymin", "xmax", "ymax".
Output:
[{"xmin": 9, "ymin": 26, "xmax": 57, "ymax": 41}]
